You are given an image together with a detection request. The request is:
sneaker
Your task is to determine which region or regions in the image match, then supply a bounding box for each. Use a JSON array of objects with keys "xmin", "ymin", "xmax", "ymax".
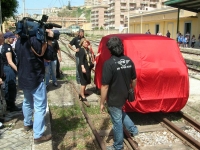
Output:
[
  {"xmin": 34, "ymin": 134, "xmax": 52, "ymax": 144},
  {"xmin": 53, "ymin": 82, "xmax": 58, "ymax": 87},
  {"xmin": 130, "ymin": 131, "xmax": 139, "ymax": 137},
  {"xmin": 0, "ymin": 122, "xmax": 4, "ymax": 129},
  {"xmin": 24, "ymin": 125, "xmax": 33, "ymax": 131}
]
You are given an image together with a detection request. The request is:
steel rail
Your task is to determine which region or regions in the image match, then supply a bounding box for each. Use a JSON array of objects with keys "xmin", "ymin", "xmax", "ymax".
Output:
[
  {"xmin": 59, "ymin": 37, "xmax": 106, "ymax": 150},
  {"xmin": 123, "ymin": 127, "xmax": 140, "ymax": 150},
  {"xmin": 187, "ymin": 66, "xmax": 200, "ymax": 72},
  {"xmin": 69, "ymin": 82, "xmax": 106, "ymax": 150},
  {"xmin": 157, "ymin": 115, "xmax": 200, "ymax": 150},
  {"xmin": 179, "ymin": 111, "xmax": 200, "ymax": 133},
  {"xmin": 181, "ymin": 50, "xmax": 200, "ymax": 56}
]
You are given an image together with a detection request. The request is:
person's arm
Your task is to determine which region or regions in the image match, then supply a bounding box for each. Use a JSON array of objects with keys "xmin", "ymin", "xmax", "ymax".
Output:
[
  {"xmin": 57, "ymin": 49, "xmax": 62, "ymax": 62},
  {"xmin": 79, "ymin": 48, "xmax": 86, "ymax": 73},
  {"xmin": 68, "ymin": 38, "xmax": 79, "ymax": 52},
  {"xmin": 0, "ymin": 78, "xmax": 3, "ymax": 84},
  {"xmin": 89, "ymin": 45, "xmax": 95, "ymax": 62},
  {"xmin": 56, "ymin": 41, "xmax": 62, "ymax": 62},
  {"xmin": 6, "ymin": 52, "xmax": 17, "ymax": 71},
  {"xmin": 132, "ymin": 79, "xmax": 137, "ymax": 89},
  {"xmin": 100, "ymin": 84, "xmax": 109, "ymax": 113}
]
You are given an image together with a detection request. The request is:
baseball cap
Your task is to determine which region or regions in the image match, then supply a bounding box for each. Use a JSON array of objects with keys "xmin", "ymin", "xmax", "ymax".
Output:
[{"xmin": 4, "ymin": 32, "xmax": 16, "ymax": 39}]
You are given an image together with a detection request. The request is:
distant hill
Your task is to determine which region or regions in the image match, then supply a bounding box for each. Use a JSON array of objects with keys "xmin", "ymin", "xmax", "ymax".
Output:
[{"xmin": 57, "ymin": 7, "xmax": 91, "ymax": 21}]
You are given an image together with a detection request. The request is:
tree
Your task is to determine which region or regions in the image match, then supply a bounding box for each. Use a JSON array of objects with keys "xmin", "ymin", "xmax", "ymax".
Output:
[
  {"xmin": 68, "ymin": 0, "xmax": 71, "ymax": 10},
  {"xmin": 1, "ymin": 0, "xmax": 19, "ymax": 22}
]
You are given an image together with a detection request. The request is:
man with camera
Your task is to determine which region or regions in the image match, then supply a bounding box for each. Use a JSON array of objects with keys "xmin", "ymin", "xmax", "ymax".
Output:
[
  {"xmin": 15, "ymin": 29, "xmax": 54, "ymax": 144},
  {"xmin": 100, "ymin": 37, "xmax": 138, "ymax": 150}
]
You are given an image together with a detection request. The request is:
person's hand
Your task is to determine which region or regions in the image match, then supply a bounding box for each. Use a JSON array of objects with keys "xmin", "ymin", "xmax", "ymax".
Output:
[
  {"xmin": 75, "ymin": 48, "xmax": 79, "ymax": 52},
  {"xmin": 46, "ymin": 29, "xmax": 54, "ymax": 38},
  {"xmin": 100, "ymin": 104, "xmax": 106, "ymax": 114},
  {"xmin": 82, "ymin": 67, "xmax": 86, "ymax": 73},
  {"xmin": 58, "ymin": 57, "xmax": 62, "ymax": 62},
  {"xmin": 0, "ymin": 78, "xmax": 3, "ymax": 85}
]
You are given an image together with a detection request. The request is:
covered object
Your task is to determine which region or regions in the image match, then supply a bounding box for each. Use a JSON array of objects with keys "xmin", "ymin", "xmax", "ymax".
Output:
[{"xmin": 94, "ymin": 34, "xmax": 189, "ymax": 113}]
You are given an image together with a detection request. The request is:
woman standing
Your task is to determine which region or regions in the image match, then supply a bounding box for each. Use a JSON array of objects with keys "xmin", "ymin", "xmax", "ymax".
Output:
[
  {"xmin": 2, "ymin": 32, "xmax": 21, "ymax": 112},
  {"xmin": 78, "ymin": 38, "xmax": 94, "ymax": 101},
  {"xmin": 191, "ymin": 35, "xmax": 196, "ymax": 48}
]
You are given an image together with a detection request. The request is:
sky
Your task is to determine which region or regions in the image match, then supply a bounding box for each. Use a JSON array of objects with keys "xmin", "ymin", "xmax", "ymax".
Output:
[{"xmin": 17, "ymin": 0, "xmax": 84, "ymax": 14}]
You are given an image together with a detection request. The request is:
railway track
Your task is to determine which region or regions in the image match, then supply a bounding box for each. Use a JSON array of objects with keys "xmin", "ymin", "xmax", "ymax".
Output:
[
  {"xmin": 152, "ymin": 112, "xmax": 200, "ymax": 150},
  {"xmin": 58, "ymin": 35, "xmax": 200, "ymax": 150}
]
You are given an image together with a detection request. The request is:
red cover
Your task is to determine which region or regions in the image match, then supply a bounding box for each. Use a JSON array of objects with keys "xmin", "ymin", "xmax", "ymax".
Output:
[{"xmin": 94, "ymin": 34, "xmax": 189, "ymax": 113}]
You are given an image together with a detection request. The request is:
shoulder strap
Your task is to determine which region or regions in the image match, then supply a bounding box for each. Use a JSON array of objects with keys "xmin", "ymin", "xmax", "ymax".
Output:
[
  {"xmin": 28, "ymin": 38, "xmax": 47, "ymax": 57},
  {"xmin": 112, "ymin": 57, "xmax": 130, "ymax": 91}
]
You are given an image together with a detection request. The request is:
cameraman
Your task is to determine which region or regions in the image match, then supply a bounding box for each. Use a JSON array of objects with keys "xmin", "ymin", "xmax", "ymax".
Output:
[{"xmin": 15, "ymin": 29, "xmax": 53, "ymax": 144}]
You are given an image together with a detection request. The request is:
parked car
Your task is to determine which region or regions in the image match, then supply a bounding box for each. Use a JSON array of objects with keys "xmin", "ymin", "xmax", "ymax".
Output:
[{"xmin": 94, "ymin": 34, "xmax": 189, "ymax": 113}]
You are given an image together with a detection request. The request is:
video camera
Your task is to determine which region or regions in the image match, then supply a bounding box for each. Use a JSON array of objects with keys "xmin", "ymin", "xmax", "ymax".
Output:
[{"xmin": 15, "ymin": 15, "xmax": 62, "ymax": 43}]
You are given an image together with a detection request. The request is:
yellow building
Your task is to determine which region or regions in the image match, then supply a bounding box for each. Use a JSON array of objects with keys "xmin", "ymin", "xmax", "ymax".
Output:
[{"xmin": 129, "ymin": 7, "xmax": 200, "ymax": 40}]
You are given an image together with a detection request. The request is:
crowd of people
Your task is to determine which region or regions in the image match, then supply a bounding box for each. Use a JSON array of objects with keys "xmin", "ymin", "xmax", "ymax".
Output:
[
  {"xmin": 0, "ymin": 28, "xmax": 61, "ymax": 143},
  {"xmin": 177, "ymin": 31, "xmax": 200, "ymax": 48}
]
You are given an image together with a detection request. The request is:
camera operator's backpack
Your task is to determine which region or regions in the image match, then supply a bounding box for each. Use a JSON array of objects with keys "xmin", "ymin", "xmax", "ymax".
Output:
[{"xmin": 15, "ymin": 18, "xmax": 45, "ymax": 42}]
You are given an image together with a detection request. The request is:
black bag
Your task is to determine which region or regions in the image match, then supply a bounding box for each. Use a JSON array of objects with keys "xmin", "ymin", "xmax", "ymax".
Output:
[
  {"xmin": 89, "ymin": 62, "xmax": 94, "ymax": 69},
  {"xmin": 128, "ymin": 88, "xmax": 135, "ymax": 102},
  {"xmin": 113, "ymin": 57, "xmax": 135, "ymax": 102}
]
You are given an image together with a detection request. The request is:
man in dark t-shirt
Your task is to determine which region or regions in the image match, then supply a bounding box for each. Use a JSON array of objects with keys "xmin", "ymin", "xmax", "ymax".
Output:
[
  {"xmin": 100, "ymin": 37, "xmax": 138, "ymax": 150},
  {"xmin": 45, "ymin": 38, "xmax": 60, "ymax": 87},
  {"xmin": 68, "ymin": 29, "xmax": 84, "ymax": 84}
]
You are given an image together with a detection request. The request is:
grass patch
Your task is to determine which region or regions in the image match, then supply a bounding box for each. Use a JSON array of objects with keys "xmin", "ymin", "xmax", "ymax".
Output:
[
  {"xmin": 66, "ymin": 75, "xmax": 76, "ymax": 81},
  {"xmin": 61, "ymin": 67, "xmax": 76, "ymax": 71},
  {"xmin": 50, "ymin": 104, "xmax": 86, "ymax": 133},
  {"xmin": 85, "ymin": 105, "xmax": 101, "ymax": 115}
]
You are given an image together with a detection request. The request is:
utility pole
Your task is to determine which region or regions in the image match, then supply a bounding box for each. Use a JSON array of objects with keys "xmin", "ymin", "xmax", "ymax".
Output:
[
  {"xmin": 0, "ymin": 0, "xmax": 2, "ymax": 31},
  {"xmin": 127, "ymin": 0, "xmax": 129, "ymax": 33},
  {"xmin": 23, "ymin": 0, "xmax": 25, "ymax": 17}
]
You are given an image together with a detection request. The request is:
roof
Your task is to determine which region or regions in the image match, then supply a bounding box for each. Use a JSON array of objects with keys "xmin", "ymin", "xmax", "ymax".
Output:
[{"xmin": 164, "ymin": 0, "xmax": 200, "ymax": 13}]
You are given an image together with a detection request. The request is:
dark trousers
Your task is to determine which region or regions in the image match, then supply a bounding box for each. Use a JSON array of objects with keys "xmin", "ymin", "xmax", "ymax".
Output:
[
  {"xmin": 3, "ymin": 65, "xmax": 16, "ymax": 108},
  {"xmin": 56, "ymin": 56, "xmax": 60, "ymax": 78}
]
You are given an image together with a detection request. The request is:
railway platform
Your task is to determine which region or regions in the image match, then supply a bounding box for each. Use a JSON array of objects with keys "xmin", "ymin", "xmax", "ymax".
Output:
[{"xmin": 0, "ymin": 78, "xmax": 99, "ymax": 150}]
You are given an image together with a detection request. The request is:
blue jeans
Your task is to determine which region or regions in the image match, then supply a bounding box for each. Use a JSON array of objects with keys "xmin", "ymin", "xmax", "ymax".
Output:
[
  {"xmin": 45, "ymin": 60, "xmax": 57, "ymax": 86},
  {"xmin": 108, "ymin": 106, "xmax": 138, "ymax": 150},
  {"xmin": 3, "ymin": 65, "xmax": 16, "ymax": 107},
  {"xmin": 22, "ymin": 82, "xmax": 47, "ymax": 139},
  {"xmin": 76, "ymin": 56, "xmax": 80, "ymax": 84}
]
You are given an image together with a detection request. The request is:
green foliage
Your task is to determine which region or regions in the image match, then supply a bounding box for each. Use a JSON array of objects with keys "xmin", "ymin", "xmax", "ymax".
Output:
[
  {"xmin": 100, "ymin": 26, "xmax": 104, "ymax": 30},
  {"xmin": 67, "ymin": 1, "xmax": 71, "ymax": 10},
  {"xmin": 85, "ymin": 105, "xmax": 101, "ymax": 115},
  {"xmin": 1, "ymin": 0, "xmax": 19, "ymax": 22},
  {"xmin": 57, "ymin": 7, "xmax": 91, "ymax": 21},
  {"xmin": 94, "ymin": 27, "xmax": 99, "ymax": 30},
  {"xmin": 50, "ymin": 105, "xmax": 86, "ymax": 133}
]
